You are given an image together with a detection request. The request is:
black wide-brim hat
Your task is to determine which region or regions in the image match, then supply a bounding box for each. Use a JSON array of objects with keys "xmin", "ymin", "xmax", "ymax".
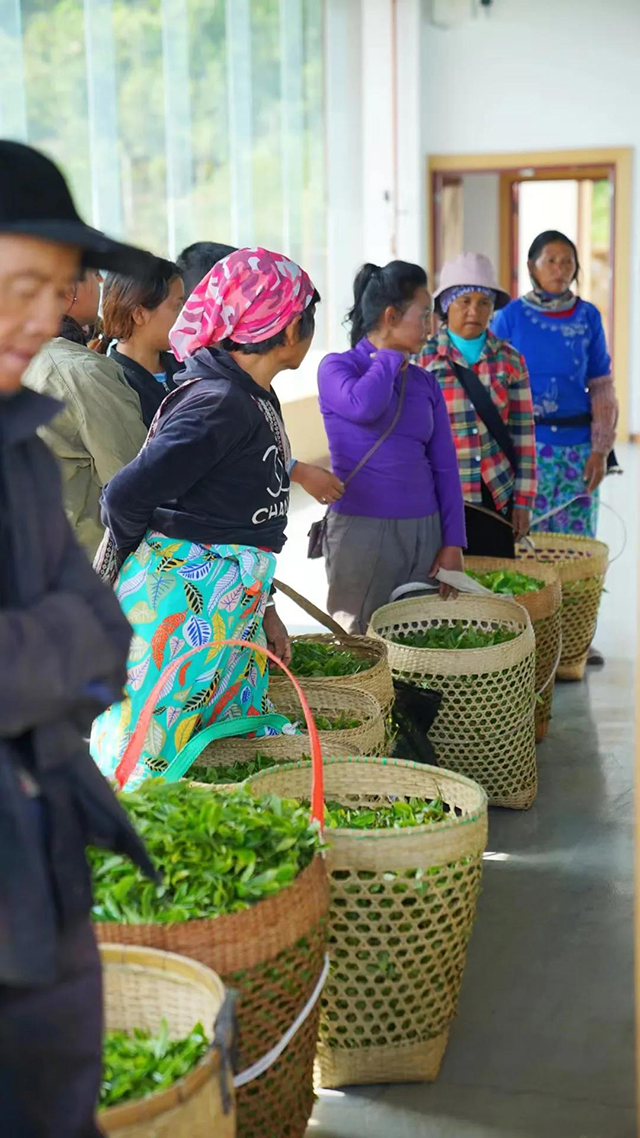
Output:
[{"xmin": 0, "ymin": 140, "xmax": 154, "ymax": 276}]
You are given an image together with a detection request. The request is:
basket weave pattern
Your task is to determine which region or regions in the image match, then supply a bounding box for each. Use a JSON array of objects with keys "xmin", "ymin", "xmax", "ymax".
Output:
[
  {"xmin": 96, "ymin": 856, "xmax": 329, "ymax": 1138},
  {"xmin": 100, "ymin": 944, "xmax": 234, "ymax": 1138},
  {"xmin": 370, "ymin": 596, "xmax": 537, "ymax": 809},
  {"xmin": 464, "ymin": 557, "xmax": 562, "ymax": 739},
  {"xmin": 193, "ymin": 686, "xmax": 385, "ymax": 776},
  {"xmin": 517, "ymin": 535, "xmax": 608, "ymax": 680},
  {"xmin": 248, "ymin": 757, "xmax": 487, "ymax": 1086},
  {"xmin": 270, "ymin": 634, "xmax": 394, "ymax": 714}
]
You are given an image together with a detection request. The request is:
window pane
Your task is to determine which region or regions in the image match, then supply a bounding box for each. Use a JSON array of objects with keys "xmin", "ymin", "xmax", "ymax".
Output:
[
  {"xmin": 3, "ymin": 0, "xmax": 326, "ymax": 342},
  {"xmin": 251, "ymin": 0, "xmax": 283, "ymax": 251},
  {"xmin": 113, "ymin": 0, "xmax": 168, "ymax": 253},
  {"xmin": 21, "ymin": 0, "xmax": 92, "ymax": 218},
  {"xmin": 187, "ymin": 0, "xmax": 232, "ymax": 246}
]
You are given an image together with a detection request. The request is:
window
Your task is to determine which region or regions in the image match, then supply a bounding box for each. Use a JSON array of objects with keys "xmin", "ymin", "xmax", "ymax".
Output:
[{"xmin": 3, "ymin": 0, "xmax": 326, "ymax": 341}]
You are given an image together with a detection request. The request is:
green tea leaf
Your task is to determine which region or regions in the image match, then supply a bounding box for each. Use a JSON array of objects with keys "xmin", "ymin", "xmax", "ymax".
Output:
[{"xmin": 90, "ymin": 781, "xmax": 321, "ymax": 925}]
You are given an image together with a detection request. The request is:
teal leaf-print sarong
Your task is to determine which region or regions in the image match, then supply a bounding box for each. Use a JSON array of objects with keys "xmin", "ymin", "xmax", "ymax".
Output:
[
  {"xmin": 91, "ymin": 532, "xmax": 278, "ymax": 787},
  {"xmin": 531, "ymin": 441, "xmax": 599, "ymax": 537}
]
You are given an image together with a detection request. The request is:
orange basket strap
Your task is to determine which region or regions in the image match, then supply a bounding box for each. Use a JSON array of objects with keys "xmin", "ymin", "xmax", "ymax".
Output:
[{"xmin": 114, "ymin": 638, "xmax": 325, "ymax": 828}]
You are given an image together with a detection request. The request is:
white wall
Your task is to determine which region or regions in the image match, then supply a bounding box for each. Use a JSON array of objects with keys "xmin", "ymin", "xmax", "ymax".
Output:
[{"xmin": 421, "ymin": 0, "xmax": 640, "ymax": 427}]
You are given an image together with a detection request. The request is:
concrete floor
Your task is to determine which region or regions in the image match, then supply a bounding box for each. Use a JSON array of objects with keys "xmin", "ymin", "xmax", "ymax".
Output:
[{"xmin": 276, "ymin": 449, "xmax": 637, "ymax": 1138}]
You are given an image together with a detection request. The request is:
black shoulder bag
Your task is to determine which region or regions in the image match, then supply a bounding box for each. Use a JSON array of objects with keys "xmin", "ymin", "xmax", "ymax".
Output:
[
  {"xmin": 451, "ymin": 360, "xmax": 518, "ymax": 474},
  {"xmin": 307, "ymin": 367, "xmax": 408, "ymax": 559}
]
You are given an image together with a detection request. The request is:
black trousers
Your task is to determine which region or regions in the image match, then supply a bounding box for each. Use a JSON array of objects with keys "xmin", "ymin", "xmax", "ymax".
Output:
[
  {"xmin": 0, "ymin": 918, "xmax": 103, "ymax": 1138},
  {"xmin": 464, "ymin": 481, "xmax": 515, "ymax": 559}
]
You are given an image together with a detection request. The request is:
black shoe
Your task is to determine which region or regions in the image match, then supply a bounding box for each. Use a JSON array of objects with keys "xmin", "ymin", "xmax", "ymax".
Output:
[{"xmin": 587, "ymin": 645, "xmax": 605, "ymax": 666}]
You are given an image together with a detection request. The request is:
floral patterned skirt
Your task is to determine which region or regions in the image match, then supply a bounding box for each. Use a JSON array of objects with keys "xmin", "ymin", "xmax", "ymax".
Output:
[
  {"xmin": 531, "ymin": 441, "xmax": 599, "ymax": 538},
  {"xmin": 90, "ymin": 533, "xmax": 277, "ymax": 787}
]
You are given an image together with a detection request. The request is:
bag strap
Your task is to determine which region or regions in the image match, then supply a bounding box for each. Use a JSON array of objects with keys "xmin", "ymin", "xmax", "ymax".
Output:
[
  {"xmin": 161, "ymin": 712, "xmax": 291, "ymax": 782},
  {"xmin": 452, "ymin": 361, "xmax": 519, "ymax": 474},
  {"xmin": 272, "ymin": 577, "xmax": 354, "ymax": 642}
]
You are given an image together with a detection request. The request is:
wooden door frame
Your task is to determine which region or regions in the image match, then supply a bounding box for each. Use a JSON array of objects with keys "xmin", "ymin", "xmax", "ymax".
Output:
[{"xmin": 427, "ymin": 148, "xmax": 633, "ymax": 439}]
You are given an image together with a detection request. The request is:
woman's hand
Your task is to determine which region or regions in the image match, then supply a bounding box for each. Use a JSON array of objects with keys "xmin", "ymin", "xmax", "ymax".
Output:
[
  {"xmin": 512, "ymin": 506, "xmax": 531, "ymax": 540},
  {"xmin": 291, "ymin": 462, "xmax": 345, "ymax": 505},
  {"xmin": 429, "ymin": 545, "xmax": 464, "ymax": 599},
  {"xmin": 263, "ymin": 604, "xmax": 292, "ymax": 667},
  {"xmin": 584, "ymin": 452, "xmax": 607, "ymax": 493}
]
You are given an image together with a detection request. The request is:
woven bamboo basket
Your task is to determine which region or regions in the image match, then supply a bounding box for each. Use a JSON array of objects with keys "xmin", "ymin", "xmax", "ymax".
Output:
[
  {"xmin": 369, "ymin": 595, "xmax": 537, "ymax": 809},
  {"xmin": 100, "ymin": 944, "xmax": 235, "ymax": 1138},
  {"xmin": 247, "ymin": 756, "xmax": 487, "ymax": 1086},
  {"xmin": 464, "ymin": 557, "xmax": 562, "ymax": 742},
  {"xmin": 96, "ymin": 856, "xmax": 328, "ymax": 1138},
  {"xmin": 270, "ymin": 633, "xmax": 394, "ymax": 714},
  {"xmin": 190, "ymin": 685, "xmax": 385, "ymax": 779},
  {"xmin": 517, "ymin": 534, "xmax": 609, "ymax": 681}
]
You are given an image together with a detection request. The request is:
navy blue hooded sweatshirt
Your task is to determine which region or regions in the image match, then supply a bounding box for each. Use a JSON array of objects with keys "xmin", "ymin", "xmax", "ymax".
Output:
[{"xmin": 101, "ymin": 347, "xmax": 291, "ymax": 554}]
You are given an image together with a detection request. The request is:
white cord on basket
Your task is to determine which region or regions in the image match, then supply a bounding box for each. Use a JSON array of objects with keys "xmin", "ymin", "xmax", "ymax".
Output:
[{"xmin": 233, "ymin": 954, "xmax": 330, "ymax": 1088}]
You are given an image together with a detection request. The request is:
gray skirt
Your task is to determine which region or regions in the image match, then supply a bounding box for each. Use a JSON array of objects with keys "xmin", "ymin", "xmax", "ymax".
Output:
[{"xmin": 324, "ymin": 512, "xmax": 443, "ymax": 635}]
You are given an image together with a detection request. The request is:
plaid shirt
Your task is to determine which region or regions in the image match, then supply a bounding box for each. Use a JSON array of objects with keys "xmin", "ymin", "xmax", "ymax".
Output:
[{"xmin": 417, "ymin": 329, "xmax": 537, "ymax": 511}]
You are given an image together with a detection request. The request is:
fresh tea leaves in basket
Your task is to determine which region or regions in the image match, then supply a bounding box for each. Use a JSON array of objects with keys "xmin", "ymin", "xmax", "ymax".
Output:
[
  {"xmin": 323, "ymin": 797, "xmax": 449, "ymax": 829},
  {"xmin": 190, "ymin": 712, "xmax": 363, "ymax": 784},
  {"xmin": 290, "ymin": 640, "xmax": 372, "ymax": 677},
  {"xmin": 466, "ymin": 569, "xmax": 544, "ymax": 595},
  {"xmin": 315, "ymin": 713, "xmax": 362, "ymax": 731},
  {"xmin": 391, "ymin": 622, "xmax": 518, "ymax": 650},
  {"xmin": 100, "ymin": 1018, "xmax": 208, "ymax": 1109},
  {"xmin": 90, "ymin": 781, "xmax": 321, "ymax": 924},
  {"xmin": 191, "ymin": 752, "xmax": 284, "ymax": 785}
]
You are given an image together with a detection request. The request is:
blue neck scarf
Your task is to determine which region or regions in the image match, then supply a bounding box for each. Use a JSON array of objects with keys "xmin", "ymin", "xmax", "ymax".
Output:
[{"xmin": 448, "ymin": 328, "xmax": 487, "ymax": 366}]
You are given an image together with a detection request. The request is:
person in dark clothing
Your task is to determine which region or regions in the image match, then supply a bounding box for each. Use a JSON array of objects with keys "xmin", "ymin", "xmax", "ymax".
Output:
[
  {"xmin": 91, "ymin": 247, "xmax": 319, "ymax": 786},
  {"xmin": 94, "ymin": 258, "xmax": 184, "ymax": 427},
  {"xmin": 176, "ymin": 240, "xmax": 237, "ymax": 298},
  {"xmin": 0, "ymin": 139, "xmax": 156, "ymax": 1138},
  {"xmin": 176, "ymin": 239, "xmax": 345, "ymax": 507},
  {"xmin": 60, "ymin": 268, "xmax": 103, "ymax": 345}
]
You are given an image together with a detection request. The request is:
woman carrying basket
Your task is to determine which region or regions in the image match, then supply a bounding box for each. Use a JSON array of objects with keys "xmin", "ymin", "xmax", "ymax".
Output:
[{"xmin": 91, "ymin": 248, "xmax": 320, "ymax": 785}]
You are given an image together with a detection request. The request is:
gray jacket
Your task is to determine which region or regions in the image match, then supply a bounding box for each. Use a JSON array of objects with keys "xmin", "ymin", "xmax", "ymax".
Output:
[
  {"xmin": 0, "ymin": 387, "xmax": 154, "ymax": 986},
  {"xmin": 23, "ymin": 338, "xmax": 147, "ymax": 558}
]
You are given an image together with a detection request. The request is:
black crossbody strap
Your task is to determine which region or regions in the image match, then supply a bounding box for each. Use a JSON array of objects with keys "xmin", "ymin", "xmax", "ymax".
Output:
[{"xmin": 452, "ymin": 361, "xmax": 518, "ymax": 475}]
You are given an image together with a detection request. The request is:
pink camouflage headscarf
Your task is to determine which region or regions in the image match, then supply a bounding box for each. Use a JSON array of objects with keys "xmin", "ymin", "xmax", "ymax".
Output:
[{"xmin": 169, "ymin": 246, "xmax": 316, "ymax": 361}]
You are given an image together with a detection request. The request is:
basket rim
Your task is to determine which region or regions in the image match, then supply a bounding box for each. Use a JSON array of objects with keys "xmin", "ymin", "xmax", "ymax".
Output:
[
  {"xmin": 462, "ymin": 557, "xmax": 562, "ymax": 620},
  {"xmin": 273, "ymin": 685, "xmax": 383, "ymax": 729},
  {"xmin": 98, "ymin": 943, "xmax": 224, "ymax": 1127},
  {"xmin": 94, "ymin": 852, "xmax": 326, "ymax": 939},
  {"xmin": 282, "ymin": 631, "xmax": 388, "ymax": 668},
  {"xmin": 369, "ymin": 595, "xmax": 533, "ymax": 658},
  {"xmin": 247, "ymin": 755, "xmax": 488, "ymax": 837},
  {"xmin": 523, "ymin": 532, "xmax": 609, "ymax": 555},
  {"xmin": 463, "ymin": 555, "xmax": 561, "ymax": 591}
]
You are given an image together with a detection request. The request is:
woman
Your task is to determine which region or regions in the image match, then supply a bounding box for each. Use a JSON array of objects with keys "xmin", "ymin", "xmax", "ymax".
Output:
[
  {"xmin": 492, "ymin": 230, "xmax": 617, "ymax": 539},
  {"xmin": 91, "ymin": 247, "xmax": 319, "ymax": 785},
  {"xmin": 418, "ymin": 253, "xmax": 537, "ymax": 558},
  {"xmin": 318, "ymin": 260, "xmax": 466, "ymax": 635},
  {"xmin": 95, "ymin": 257, "xmax": 185, "ymax": 426}
]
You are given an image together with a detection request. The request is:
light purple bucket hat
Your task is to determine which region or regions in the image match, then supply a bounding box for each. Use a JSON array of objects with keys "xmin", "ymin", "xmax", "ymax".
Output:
[{"xmin": 433, "ymin": 252, "xmax": 511, "ymax": 313}]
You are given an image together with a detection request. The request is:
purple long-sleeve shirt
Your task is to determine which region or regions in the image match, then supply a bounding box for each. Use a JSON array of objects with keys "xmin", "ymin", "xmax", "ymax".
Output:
[{"xmin": 318, "ymin": 338, "xmax": 466, "ymax": 547}]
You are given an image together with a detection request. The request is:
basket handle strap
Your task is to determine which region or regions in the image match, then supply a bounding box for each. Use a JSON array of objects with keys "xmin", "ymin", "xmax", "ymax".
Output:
[
  {"xmin": 272, "ymin": 577, "xmax": 353, "ymax": 642},
  {"xmin": 160, "ymin": 713, "xmax": 291, "ymax": 783},
  {"xmin": 114, "ymin": 639, "xmax": 325, "ymax": 827}
]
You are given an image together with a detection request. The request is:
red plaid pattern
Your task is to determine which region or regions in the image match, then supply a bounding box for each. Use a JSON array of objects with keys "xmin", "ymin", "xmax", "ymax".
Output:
[{"xmin": 417, "ymin": 329, "xmax": 537, "ymax": 510}]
